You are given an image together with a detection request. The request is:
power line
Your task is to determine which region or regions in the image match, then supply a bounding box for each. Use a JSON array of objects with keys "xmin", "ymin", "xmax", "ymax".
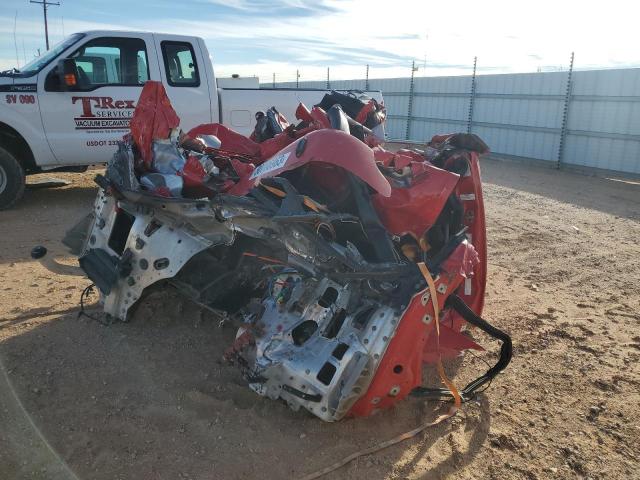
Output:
[
  {"xmin": 13, "ymin": 11, "xmax": 19, "ymax": 68},
  {"xmin": 30, "ymin": 0, "xmax": 60, "ymax": 51}
]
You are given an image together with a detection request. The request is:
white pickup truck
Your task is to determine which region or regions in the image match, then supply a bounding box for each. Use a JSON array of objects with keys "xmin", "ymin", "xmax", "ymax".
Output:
[{"xmin": 0, "ymin": 30, "xmax": 383, "ymax": 209}]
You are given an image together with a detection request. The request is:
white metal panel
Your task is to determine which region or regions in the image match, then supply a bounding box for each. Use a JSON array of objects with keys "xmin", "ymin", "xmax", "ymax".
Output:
[
  {"xmin": 572, "ymin": 69, "xmax": 640, "ymax": 96},
  {"xmin": 264, "ymin": 68, "xmax": 640, "ymax": 175}
]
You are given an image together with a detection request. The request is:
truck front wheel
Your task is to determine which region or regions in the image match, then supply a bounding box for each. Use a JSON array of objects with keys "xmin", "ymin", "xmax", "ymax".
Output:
[{"xmin": 0, "ymin": 146, "xmax": 26, "ymax": 210}]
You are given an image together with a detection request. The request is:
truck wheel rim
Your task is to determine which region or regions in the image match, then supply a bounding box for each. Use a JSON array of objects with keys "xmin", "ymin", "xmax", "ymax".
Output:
[{"xmin": 0, "ymin": 165, "xmax": 7, "ymax": 194}]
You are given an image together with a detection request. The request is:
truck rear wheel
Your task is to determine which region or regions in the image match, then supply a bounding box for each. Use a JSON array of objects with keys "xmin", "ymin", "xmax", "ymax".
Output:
[{"xmin": 0, "ymin": 146, "xmax": 26, "ymax": 210}]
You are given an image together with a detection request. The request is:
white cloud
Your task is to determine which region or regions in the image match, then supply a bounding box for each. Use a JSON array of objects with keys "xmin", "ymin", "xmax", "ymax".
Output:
[{"xmin": 1, "ymin": 0, "xmax": 639, "ymax": 78}]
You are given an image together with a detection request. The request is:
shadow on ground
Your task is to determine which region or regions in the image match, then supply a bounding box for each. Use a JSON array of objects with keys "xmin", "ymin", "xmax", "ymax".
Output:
[
  {"xmin": 481, "ymin": 158, "xmax": 640, "ymax": 221},
  {"xmin": 0, "ymin": 181, "xmax": 96, "ymax": 265},
  {"xmin": 0, "ymin": 292, "xmax": 490, "ymax": 480}
]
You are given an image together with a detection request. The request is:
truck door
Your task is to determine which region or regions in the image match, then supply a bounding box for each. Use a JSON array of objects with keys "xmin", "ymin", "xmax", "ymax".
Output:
[
  {"xmin": 154, "ymin": 37, "xmax": 212, "ymax": 130},
  {"xmin": 38, "ymin": 34, "xmax": 155, "ymax": 165}
]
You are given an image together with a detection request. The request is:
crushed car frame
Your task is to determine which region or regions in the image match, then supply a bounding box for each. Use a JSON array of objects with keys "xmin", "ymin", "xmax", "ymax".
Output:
[{"xmin": 34, "ymin": 82, "xmax": 511, "ymax": 422}]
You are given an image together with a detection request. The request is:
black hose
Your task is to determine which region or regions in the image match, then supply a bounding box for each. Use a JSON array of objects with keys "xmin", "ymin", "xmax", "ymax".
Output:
[
  {"xmin": 412, "ymin": 294, "xmax": 512, "ymax": 401},
  {"xmin": 446, "ymin": 294, "xmax": 512, "ymax": 380}
]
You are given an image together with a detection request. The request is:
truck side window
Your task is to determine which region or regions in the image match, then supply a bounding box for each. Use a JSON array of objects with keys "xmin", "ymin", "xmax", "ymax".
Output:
[
  {"xmin": 161, "ymin": 41, "xmax": 200, "ymax": 87},
  {"xmin": 70, "ymin": 37, "xmax": 149, "ymax": 88}
]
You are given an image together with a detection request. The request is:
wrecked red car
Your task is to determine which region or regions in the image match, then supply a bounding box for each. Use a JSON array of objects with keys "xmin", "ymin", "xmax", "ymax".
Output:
[{"xmin": 38, "ymin": 81, "xmax": 511, "ymax": 422}]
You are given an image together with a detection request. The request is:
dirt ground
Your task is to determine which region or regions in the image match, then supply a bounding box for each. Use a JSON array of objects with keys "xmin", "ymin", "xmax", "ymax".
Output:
[{"xmin": 0, "ymin": 158, "xmax": 638, "ymax": 480}]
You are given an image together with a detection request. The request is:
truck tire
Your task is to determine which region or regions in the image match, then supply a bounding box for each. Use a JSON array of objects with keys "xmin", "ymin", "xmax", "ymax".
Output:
[{"xmin": 0, "ymin": 146, "xmax": 26, "ymax": 210}]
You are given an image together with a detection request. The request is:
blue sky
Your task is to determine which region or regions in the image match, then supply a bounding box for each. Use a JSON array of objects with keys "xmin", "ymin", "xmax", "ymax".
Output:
[{"xmin": 1, "ymin": 0, "xmax": 639, "ymax": 81}]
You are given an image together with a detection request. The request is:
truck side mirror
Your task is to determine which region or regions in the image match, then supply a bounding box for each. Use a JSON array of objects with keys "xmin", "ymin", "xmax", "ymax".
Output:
[{"xmin": 56, "ymin": 58, "xmax": 79, "ymax": 90}]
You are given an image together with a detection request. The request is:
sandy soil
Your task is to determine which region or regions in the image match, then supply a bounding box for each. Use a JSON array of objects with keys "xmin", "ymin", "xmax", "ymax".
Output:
[{"xmin": 0, "ymin": 159, "xmax": 638, "ymax": 480}]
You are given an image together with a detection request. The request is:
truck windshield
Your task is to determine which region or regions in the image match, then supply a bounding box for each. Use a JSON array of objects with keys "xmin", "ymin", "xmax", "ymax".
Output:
[{"xmin": 18, "ymin": 33, "xmax": 85, "ymax": 76}]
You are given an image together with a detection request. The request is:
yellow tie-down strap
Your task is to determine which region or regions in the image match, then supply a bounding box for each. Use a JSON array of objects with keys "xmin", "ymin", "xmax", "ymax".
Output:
[
  {"xmin": 260, "ymin": 182, "xmax": 328, "ymax": 213},
  {"xmin": 417, "ymin": 262, "xmax": 462, "ymax": 409},
  {"xmin": 300, "ymin": 263, "xmax": 462, "ymax": 480}
]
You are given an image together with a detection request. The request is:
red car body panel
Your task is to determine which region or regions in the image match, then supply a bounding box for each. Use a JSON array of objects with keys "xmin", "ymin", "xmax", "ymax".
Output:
[{"xmin": 111, "ymin": 82, "xmax": 502, "ymax": 420}]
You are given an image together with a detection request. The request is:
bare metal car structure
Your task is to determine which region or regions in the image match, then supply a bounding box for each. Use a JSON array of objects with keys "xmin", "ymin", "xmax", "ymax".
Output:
[{"xmin": 34, "ymin": 82, "xmax": 511, "ymax": 422}]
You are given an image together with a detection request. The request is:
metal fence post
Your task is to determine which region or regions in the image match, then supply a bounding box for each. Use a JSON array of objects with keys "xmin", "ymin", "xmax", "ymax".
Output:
[
  {"xmin": 467, "ymin": 56, "xmax": 477, "ymax": 134},
  {"xmin": 557, "ymin": 52, "xmax": 575, "ymax": 169},
  {"xmin": 365, "ymin": 64, "xmax": 370, "ymax": 90},
  {"xmin": 405, "ymin": 60, "xmax": 416, "ymax": 140}
]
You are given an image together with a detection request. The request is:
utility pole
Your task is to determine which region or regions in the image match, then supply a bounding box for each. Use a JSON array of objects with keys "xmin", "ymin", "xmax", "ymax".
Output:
[
  {"xmin": 405, "ymin": 60, "xmax": 418, "ymax": 140},
  {"xmin": 296, "ymin": 69, "xmax": 299, "ymax": 88},
  {"xmin": 30, "ymin": 0, "xmax": 60, "ymax": 51},
  {"xmin": 467, "ymin": 56, "xmax": 478, "ymax": 134},
  {"xmin": 365, "ymin": 64, "xmax": 369, "ymax": 90},
  {"xmin": 557, "ymin": 52, "xmax": 575, "ymax": 169},
  {"xmin": 326, "ymin": 67, "xmax": 330, "ymax": 89}
]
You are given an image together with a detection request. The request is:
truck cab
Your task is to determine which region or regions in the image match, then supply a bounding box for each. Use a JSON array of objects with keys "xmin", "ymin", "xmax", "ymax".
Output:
[{"xmin": 0, "ymin": 30, "xmax": 383, "ymax": 209}]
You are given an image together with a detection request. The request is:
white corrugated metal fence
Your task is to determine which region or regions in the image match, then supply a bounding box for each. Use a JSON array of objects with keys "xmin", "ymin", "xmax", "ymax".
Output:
[{"xmin": 263, "ymin": 68, "xmax": 640, "ymax": 175}]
